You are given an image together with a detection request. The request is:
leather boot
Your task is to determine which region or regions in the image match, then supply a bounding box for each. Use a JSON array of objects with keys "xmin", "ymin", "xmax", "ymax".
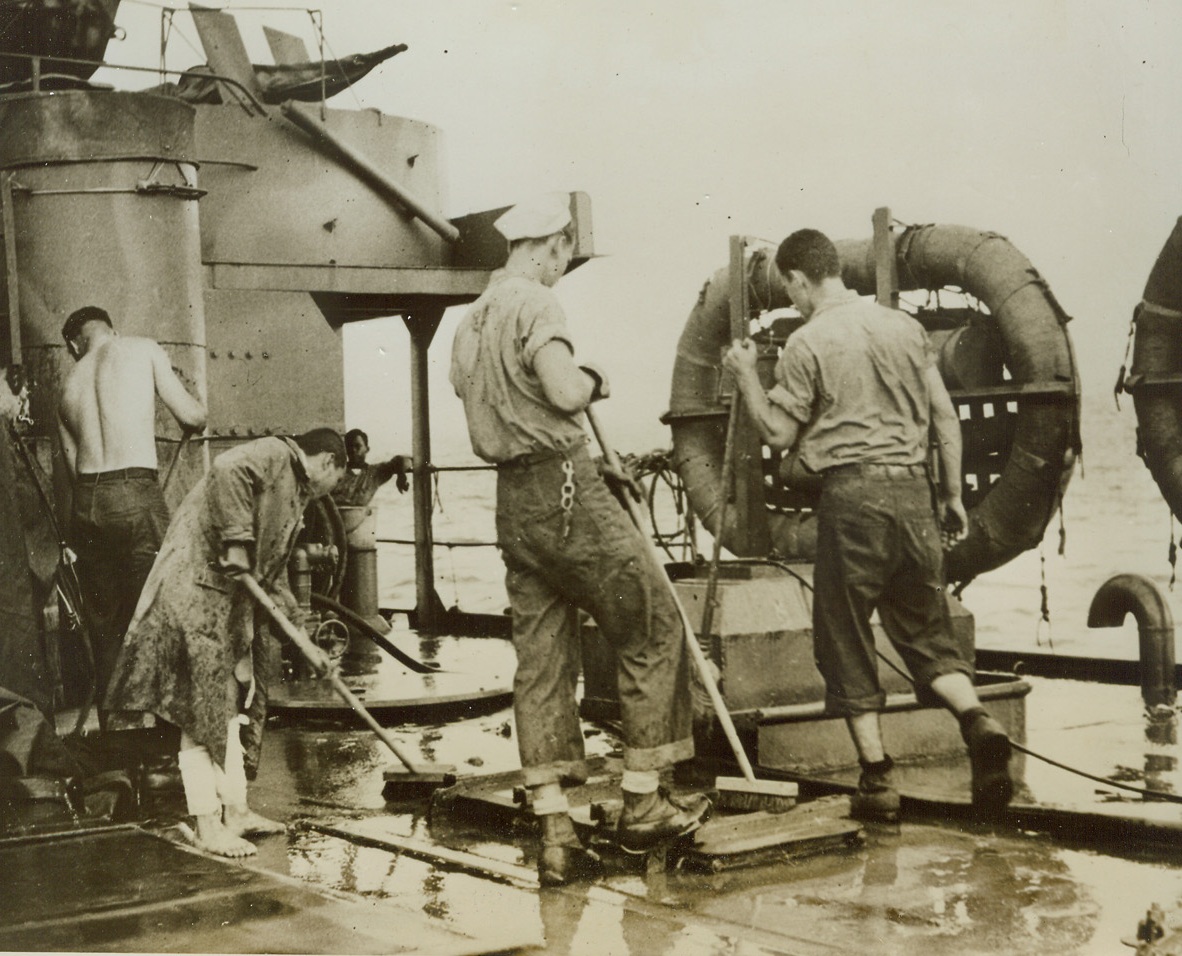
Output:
[
  {"xmin": 961, "ymin": 711, "xmax": 1013, "ymax": 810},
  {"xmin": 850, "ymin": 755, "xmax": 900, "ymax": 822},
  {"xmin": 538, "ymin": 813, "xmax": 603, "ymax": 887},
  {"xmin": 616, "ymin": 787, "xmax": 711, "ymax": 855}
]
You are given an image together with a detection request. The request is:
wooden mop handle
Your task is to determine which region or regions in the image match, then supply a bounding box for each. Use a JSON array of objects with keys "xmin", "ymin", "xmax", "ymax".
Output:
[
  {"xmin": 586, "ymin": 406, "xmax": 756, "ymax": 781},
  {"xmin": 236, "ymin": 572, "xmax": 423, "ymax": 774}
]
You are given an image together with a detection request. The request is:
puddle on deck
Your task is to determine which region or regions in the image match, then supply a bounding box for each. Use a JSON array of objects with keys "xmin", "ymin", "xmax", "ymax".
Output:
[
  {"xmin": 16, "ymin": 647, "xmax": 1182, "ymax": 955},
  {"xmin": 232, "ymin": 673, "xmax": 1182, "ymax": 955}
]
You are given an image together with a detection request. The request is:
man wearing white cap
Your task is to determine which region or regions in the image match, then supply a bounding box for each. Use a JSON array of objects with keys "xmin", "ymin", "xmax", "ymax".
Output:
[{"xmin": 450, "ymin": 192, "xmax": 710, "ymax": 886}]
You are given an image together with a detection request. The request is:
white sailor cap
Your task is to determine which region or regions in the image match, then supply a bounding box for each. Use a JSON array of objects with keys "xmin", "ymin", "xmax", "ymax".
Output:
[{"xmin": 493, "ymin": 192, "xmax": 572, "ymax": 241}]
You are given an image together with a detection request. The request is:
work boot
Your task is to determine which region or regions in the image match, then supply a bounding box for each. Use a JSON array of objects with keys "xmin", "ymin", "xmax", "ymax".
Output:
[
  {"xmin": 961, "ymin": 710, "xmax": 1013, "ymax": 811},
  {"xmin": 538, "ymin": 813, "xmax": 603, "ymax": 887},
  {"xmin": 616, "ymin": 787, "xmax": 711, "ymax": 855},
  {"xmin": 850, "ymin": 755, "xmax": 901, "ymax": 823}
]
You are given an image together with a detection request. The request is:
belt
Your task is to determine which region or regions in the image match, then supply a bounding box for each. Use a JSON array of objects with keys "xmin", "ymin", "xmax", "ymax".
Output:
[
  {"xmin": 496, "ymin": 448, "xmax": 569, "ymax": 471},
  {"xmin": 76, "ymin": 467, "xmax": 158, "ymax": 482},
  {"xmin": 823, "ymin": 461, "xmax": 929, "ymax": 479}
]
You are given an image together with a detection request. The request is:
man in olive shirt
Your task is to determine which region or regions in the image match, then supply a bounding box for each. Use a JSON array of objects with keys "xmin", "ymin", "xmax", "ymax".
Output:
[
  {"xmin": 450, "ymin": 193, "xmax": 709, "ymax": 885},
  {"xmin": 724, "ymin": 228, "xmax": 1013, "ymax": 820}
]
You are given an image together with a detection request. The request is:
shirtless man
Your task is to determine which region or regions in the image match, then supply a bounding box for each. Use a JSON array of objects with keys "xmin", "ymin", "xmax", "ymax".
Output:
[{"xmin": 57, "ymin": 305, "xmax": 206, "ymax": 704}]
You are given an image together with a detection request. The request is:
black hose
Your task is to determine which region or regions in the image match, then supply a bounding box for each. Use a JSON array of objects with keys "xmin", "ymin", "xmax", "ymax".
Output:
[
  {"xmin": 1010, "ymin": 740, "xmax": 1182, "ymax": 805},
  {"xmin": 317, "ymin": 496, "xmax": 348, "ymax": 600},
  {"xmin": 310, "ymin": 592, "xmax": 439, "ymax": 674},
  {"xmin": 732, "ymin": 559, "xmax": 1182, "ymax": 804}
]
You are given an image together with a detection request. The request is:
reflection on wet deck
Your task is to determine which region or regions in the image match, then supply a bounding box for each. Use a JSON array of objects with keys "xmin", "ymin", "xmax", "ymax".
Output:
[
  {"xmin": 241, "ymin": 675, "xmax": 1182, "ymax": 954},
  {"xmin": 14, "ymin": 664, "xmax": 1182, "ymax": 954},
  {"xmin": 270, "ymin": 630, "xmax": 517, "ymax": 715}
]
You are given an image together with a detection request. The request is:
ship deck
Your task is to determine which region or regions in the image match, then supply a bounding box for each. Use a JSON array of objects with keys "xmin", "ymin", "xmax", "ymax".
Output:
[{"xmin": 6, "ymin": 653, "xmax": 1182, "ymax": 955}]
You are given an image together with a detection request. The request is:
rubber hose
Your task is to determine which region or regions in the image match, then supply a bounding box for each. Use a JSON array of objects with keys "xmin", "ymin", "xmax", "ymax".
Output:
[{"xmin": 310, "ymin": 591, "xmax": 438, "ymax": 674}]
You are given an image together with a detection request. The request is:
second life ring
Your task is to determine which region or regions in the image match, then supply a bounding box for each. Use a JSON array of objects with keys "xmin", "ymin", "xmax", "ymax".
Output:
[{"xmin": 1126, "ymin": 216, "xmax": 1182, "ymax": 519}]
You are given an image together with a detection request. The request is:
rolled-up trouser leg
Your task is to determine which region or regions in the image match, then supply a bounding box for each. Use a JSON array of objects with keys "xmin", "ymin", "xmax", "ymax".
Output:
[
  {"xmin": 217, "ymin": 715, "xmax": 249, "ymax": 808},
  {"xmin": 178, "ymin": 733, "xmax": 220, "ymax": 818},
  {"xmin": 562, "ymin": 451, "xmax": 694, "ymax": 771},
  {"xmin": 813, "ymin": 474, "xmax": 893, "ymax": 716},
  {"xmin": 585, "ymin": 539, "xmax": 694, "ymax": 772},
  {"xmin": 877, "ymin": 491, "xmax": 974, "ymax": 700},
  {"xmin": 178, "ymin": 716, "xmax": 248, "ymax": 815},
  {"xmin": 497, "ymin": 447, "xmax": 693, "ymax": 783},
  {"xmin": 179, "ymin": 674, "xmax": 250, "ymax": 817},
  {"xmin": 504, "ymin": 563, "xmax": 587, "ymax": 788}
]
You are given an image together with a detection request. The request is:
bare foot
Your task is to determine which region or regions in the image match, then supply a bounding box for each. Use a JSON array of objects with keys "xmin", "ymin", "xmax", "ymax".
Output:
[
  {"xmin": 192, "ymin": 813, "xmax": 257, "ymax": 858},
  {"xmin": 224, "ymin": 804, "xmax": 286, "ymax": 837}
]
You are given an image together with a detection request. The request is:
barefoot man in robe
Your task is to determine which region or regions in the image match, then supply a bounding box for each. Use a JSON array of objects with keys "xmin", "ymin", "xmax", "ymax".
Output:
[{"xmin": 106, "ymin": 429, "xmax": 345, "ymax": 857}]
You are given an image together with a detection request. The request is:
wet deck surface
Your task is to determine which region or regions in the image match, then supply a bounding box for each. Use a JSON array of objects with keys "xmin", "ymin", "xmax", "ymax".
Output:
[{"xmin": 9, "ymin": 662, "xmax": 1182, "ymax": 955}]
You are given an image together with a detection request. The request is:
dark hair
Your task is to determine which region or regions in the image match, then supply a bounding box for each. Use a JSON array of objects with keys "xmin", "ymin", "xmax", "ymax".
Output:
[
  {"xmin": 294, "ymin": 427, "xmax": 346, "ymax": 468},
  {"xmin": 509, "ymin": 223, "xmax": 575, "ymax": 251},
  {"xmin": 61, "ymin": 306, "xmax": 112, "ymax": 343},
  {"xmin": 774, "ymin": 229, "xmax": 841, "ymax": 283},
  {"xmin": 345, "ymin": 428, "xmax": 368, "ymax": 446}
]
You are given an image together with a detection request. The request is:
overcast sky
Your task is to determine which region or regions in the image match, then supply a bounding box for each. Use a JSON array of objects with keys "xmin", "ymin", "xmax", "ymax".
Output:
[{"xmin": 104, "ymin": 0, "xmax": 1182, "ymax": 457}]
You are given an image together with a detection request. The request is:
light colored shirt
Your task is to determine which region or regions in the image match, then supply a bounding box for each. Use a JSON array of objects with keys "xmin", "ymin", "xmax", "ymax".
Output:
[
  {"xmin": 332, "ymin": 465, "xmax": 383, "ymax": 507},
  {"xmin": 768, "ymin": 292, "xmax": 933, "ymax": 473},
  {"xmin": 450, "ymin": 271, "xmax": 588, "ymax": 463}
]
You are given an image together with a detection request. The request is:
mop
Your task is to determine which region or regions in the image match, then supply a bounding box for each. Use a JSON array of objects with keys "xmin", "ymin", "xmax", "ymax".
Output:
[{"xmin": 238, "ymin": 572, "xmax": 456, "ymax": 797}]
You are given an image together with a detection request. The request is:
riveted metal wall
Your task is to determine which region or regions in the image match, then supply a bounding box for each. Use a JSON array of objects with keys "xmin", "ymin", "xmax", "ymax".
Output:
[
  {"xmin": 202, "ymin": 287, "xmax": 344, "ymax": 456},
  {"xmin": 0, "ymin": 91, "xmax": 208, "ymax": 509},
  {"xmin": 194, "ymin": 104, "xmax": 449, "ymax": 270}
]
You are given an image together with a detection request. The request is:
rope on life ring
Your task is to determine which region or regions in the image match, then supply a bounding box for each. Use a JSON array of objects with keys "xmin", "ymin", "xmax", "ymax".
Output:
[
  {"xmin": 1125, "ymin": 216, "xmax": 1182, "ymax": 520},
  {"xmin": 665, "ymin": 224, "xmax": 1081, "ymax": 585}
]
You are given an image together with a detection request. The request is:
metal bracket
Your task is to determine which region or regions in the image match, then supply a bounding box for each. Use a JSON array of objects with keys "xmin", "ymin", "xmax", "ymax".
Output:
[
  {"xmin": 1123, "ymin": 371, "xmax": 1182, "ymax": 392},
  {"xmin": 135, "ymin": 161, "xmax": 207, "ymax": 200},
  {"xmin": 873, "ymin": 206, "xmax": 899, "ymax": 308}
]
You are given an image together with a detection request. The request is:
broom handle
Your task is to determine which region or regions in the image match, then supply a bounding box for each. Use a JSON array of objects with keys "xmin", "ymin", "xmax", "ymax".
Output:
[
  {"xmin": 237, "ymin": 571, "xmax": 423, "ymax": 774},
  {"xmin": 586, "ymin": 406, "xmax": 756, "ymax": 782},
  {"xmin": 699, "ymin": 393, "xmax": 740, "ymax": 650}
]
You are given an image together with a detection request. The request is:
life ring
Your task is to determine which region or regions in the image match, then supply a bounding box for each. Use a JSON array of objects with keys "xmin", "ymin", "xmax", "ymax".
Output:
[
  {"xmin": 665, "ymin": 224, "xmax": 1081, "ymax": 585},
  {"xmin": 1126, "ymin": 216, "xmax": 1182, "ymax": 518}
]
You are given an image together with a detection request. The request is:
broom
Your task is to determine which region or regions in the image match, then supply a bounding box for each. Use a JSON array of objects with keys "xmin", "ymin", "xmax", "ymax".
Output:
[
  {"xmin": 586, "ymin": 406, "xmax": 796, "ymax": 813},
  {"xmin": 237, "ymin": 572, "xmax": 457, "ymax": 797}
]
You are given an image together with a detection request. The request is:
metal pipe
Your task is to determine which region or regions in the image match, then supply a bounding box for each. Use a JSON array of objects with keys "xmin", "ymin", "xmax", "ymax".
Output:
[
  {"xmin": 280, "ymin": 101, "xmax": 459, "ymax": 244},
  {"xmin": 1087, "ymin": 573, "xmax": 1177, "ymax": 710},
  {"xmin": 0, "ymin": 52, "xmax": 269, "ymax": 114},
  {"xmin": 407, "ymin": 312, "xmax": 443, "ymax": 630}
]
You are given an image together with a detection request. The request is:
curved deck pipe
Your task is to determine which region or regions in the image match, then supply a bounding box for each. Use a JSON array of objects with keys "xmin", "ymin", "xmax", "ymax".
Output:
[{"xmin": 1087, "ymin": 574, "xmax": 1177, "ymax": 710}]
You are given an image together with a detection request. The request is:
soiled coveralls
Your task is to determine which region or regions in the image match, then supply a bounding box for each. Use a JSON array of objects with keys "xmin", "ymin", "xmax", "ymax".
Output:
[
  {"xmin": 768, "ymin": 291, "xmax": 972, "ymax": 715},
  {"xmin": 105, "ymin": 436, "xmax": 312, "ymax": 777},
  {"xmin": 450, "ymin": 270, "xmax": 694, "ymax": 787},
  {"xmin": 70, "ymin": 469, "xmax": 169, "ymax": 701}
]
